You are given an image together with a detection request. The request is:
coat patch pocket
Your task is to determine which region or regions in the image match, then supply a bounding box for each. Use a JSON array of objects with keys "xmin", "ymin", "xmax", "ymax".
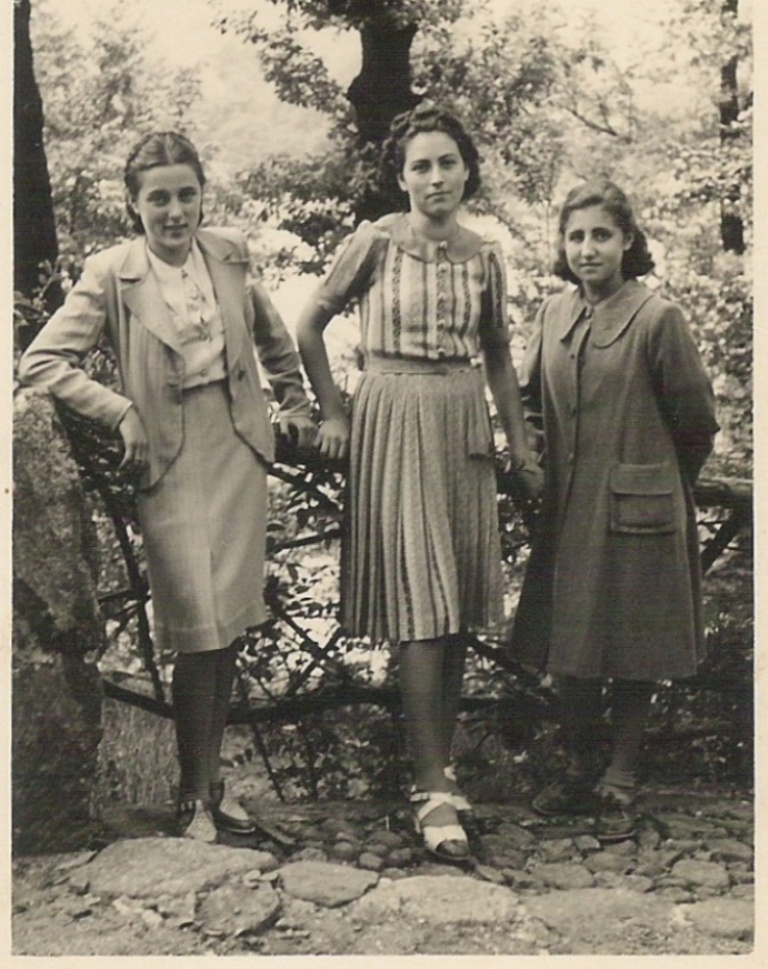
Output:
[{"xmin": 608, "ymin": 462, "xmax": 676, "ymax": 535}]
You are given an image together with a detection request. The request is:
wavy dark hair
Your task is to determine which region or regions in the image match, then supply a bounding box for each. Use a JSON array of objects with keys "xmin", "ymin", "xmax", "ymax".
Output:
[
  {"xmin": 123, "ymin": 131, "xmax": 206, "ymax": 234},
  {"xmin": 553, "ymin": 180, "xmax": 655, "ymax": 283},
  {"xmin": 379, "ymin": 103, "xmax": 481, "ymax": 209}
]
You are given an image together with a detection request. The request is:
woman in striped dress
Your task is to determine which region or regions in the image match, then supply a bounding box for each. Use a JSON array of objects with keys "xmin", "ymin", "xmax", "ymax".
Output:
[{"xmin": 297, "ymin": 104, "xmax": 543, "ymax": 863}]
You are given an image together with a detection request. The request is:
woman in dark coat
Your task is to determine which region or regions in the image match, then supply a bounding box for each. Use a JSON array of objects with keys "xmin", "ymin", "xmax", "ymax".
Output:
[{"xmin": 510, "ymin": 180, "xmax": 718, "ymax": 841}]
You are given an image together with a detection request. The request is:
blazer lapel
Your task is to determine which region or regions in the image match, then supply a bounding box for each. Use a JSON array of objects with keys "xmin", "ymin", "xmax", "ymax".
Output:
[
  {"xmin": 117, "ymin": 238, "xmax": 183, "ymax": 354},
  {"xmin": 196, "ymin": 229, "xmax": 250, "ymax": 372}
]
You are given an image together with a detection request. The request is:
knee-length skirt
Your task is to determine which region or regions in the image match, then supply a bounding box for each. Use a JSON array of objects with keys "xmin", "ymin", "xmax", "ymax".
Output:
[
  {"xmin": 341, "ymin": 360, "xmax": 505, "ymax": 643},
  {"xmin": 137, "ymin": 381, "xmax": 268, "ymax": 654}
]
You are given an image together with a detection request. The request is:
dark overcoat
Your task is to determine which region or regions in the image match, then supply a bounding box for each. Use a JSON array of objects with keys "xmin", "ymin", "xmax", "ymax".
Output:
[{"xmin": 509, "ymin": 280, "xmax": 719, "ymax": 680}]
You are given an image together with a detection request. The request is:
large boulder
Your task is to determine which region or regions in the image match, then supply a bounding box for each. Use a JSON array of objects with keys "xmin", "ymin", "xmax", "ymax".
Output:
[{"xmin": 13, "ymin": 388, "xmax": 104, "ymax": 852}]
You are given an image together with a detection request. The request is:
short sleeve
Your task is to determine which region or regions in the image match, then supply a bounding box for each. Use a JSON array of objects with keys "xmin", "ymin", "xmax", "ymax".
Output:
[
  {"xmin": 315, "ymin": 220, "xmax": 380, "ymax": 315},
  {"xmin": 479, "ymin": 241, "xmax": 511, "ymax": 349}
]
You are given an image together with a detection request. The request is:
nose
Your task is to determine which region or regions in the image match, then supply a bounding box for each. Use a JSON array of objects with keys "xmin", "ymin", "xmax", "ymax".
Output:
[
  {"xmin": 168, "ymin": 196, "xmax": 184, "ymax": 221},
  {"xmin": 429, "ymin": 165, "xmax": 443, "ymax": 185},
  {"xmin": 582, "ymin": 234, "xmax": 597, "ymax": 256}
]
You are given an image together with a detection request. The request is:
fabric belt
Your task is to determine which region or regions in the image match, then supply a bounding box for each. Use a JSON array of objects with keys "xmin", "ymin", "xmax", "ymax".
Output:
[{"xmin": 364, "ymin": 354, "xmax": 476, "ymax": 376}]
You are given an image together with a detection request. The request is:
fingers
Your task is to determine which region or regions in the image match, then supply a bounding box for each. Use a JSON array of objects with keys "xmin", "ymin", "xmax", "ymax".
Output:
[
  {"xmin": 278, "ymin": 419, "xmax": 318, "ymax": 450},
  {"xmin": 517, "ymin": 465, "xmax": 544, "ymax": 501},
  {"xmin": 118, "ymin": 440, "xmax": 149, "ymax": 473},
  {"xmin": 318, "ymin": 426, "xmax": 349, "ymax": 460}
]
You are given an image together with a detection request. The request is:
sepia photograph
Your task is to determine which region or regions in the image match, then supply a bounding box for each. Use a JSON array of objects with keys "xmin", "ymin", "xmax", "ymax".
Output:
[{"xmin": 8, "ymin": 0, "xmax": 758, "ymax": 960}]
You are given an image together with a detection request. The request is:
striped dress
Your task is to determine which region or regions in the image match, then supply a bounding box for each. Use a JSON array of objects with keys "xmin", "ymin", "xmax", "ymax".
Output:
[{"xmin": 315, "ymin": 213, "xmax": 512, "ymax": 643}]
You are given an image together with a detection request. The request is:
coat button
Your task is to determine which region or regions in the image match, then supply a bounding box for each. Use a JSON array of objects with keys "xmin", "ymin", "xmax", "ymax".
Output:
[{"xmin": 237, "ymin": 368, "xmax": 246, "ymax": 380}]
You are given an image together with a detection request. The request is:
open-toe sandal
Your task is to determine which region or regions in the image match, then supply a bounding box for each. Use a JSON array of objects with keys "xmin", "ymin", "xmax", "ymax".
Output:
[
  {"xmin": 444, "ymin": 765, "xmax": 473, "ymax": 815},
  {"xmin": 410, "ymin": 790, "xmax": 471, "ymax": 866}
]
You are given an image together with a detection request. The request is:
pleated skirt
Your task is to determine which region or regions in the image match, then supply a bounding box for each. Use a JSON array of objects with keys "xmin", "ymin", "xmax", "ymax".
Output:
[
  {"xmin": 341, "ymin": 358, "xmax": 505, "ymax": 643},
  {"xmin": 137, "ymin": 381, "xmax": 268, "ymax": 654}
]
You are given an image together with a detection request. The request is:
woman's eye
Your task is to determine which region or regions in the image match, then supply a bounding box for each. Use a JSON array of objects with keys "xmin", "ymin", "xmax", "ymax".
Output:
[
  {"xmin": 179, "ymin": 190, "xmax": 198, "ymax": 202},
  {"xmin": 148, "ymin": 193, "xmax": 170, "ymax": 206}
]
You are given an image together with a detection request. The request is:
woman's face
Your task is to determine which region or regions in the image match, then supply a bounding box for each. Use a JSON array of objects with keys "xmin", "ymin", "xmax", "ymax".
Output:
[
  {"xmin": 563, "ymin": 204, "xmax": 633, "ymax": 300},
  {"xmin": 398, "ymin": 131, "xmax": 469, "ymax": 220},
  {"xmin": 132, "ymin": 163, "xmax": 202, "ymax": 266}
]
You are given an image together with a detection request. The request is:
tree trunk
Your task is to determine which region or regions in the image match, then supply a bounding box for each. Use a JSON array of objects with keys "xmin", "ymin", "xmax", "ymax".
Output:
[
  {"xmin": 14, "ymin": 0, "xmax": 62, "ymax": 306},
  {"xmin": 719, "ymin": 0, "xmax": 745, "ymax": 254},
  {"xmin": 346, "ymin": 16, "xmax": 421, "ymax": 221}
]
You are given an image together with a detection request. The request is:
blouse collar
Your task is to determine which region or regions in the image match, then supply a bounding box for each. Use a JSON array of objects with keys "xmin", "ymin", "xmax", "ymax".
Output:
[
  {"xmin": 381, "ymin": 213, "xmax": 485, "ymax": 263},
  {"xmin": 559, "ymin": 279, "xmax": 655, "ymax": 347}
]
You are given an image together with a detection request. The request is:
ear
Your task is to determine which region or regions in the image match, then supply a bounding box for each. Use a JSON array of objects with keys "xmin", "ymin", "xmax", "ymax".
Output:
[
  {"xmin": 125, "ymin": 191, "xmax": 141, "ymax": 225},
  {"xmin": 623, "ymin": 231, "xmax": 634, "ymax": 252},
  {"xmin": 397, "ymin": 172, "xmax": 408, "ymax": 193}
]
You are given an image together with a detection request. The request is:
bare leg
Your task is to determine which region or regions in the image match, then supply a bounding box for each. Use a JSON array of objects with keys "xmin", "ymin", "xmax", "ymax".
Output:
[{"xmin": 399, "ymin": 638, "xmax": 467, "ymax": 858}]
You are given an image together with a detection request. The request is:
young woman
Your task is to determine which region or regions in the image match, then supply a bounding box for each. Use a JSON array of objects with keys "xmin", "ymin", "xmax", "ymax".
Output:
[
  {"xmin": 511, "ymin": 180, "xmax": 719, "ymax": 841},
  {"xmin": 19, "ymin": 131, "xmax": 316, "ymax": 842},
  {"xmin": 297, "ymin": 103, "xmax": 542, "ymax": 863}
]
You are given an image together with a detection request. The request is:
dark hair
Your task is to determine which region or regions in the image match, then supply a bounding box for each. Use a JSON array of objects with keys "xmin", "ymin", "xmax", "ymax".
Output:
[
  {"xmin": 379, "ymin": 103, "xmax": 481, "ymax": 209},
  {"xmin": 123, "ymin": 131, "xmax": 205, "ymax": 234},
  {"xmin": 553, "ymin": 179, "xmax": 655, "ymax": 283}
]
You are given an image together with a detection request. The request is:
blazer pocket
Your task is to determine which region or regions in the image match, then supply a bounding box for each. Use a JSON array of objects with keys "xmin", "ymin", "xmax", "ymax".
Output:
[{"xmin": 608, "ymin": 462, "xmax": 676, "ymax": 535}]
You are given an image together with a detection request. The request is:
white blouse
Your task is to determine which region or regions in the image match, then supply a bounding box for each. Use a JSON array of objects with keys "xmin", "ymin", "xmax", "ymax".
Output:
[{"xmin": 147, "ymin": 239, "xmax": 227, "ymax": 388}]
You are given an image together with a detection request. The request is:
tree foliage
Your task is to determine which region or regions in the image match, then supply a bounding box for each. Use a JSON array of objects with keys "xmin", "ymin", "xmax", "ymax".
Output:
[{"xmin": 31, "ymin": 0, "xmax": 203, "ymax": 260}]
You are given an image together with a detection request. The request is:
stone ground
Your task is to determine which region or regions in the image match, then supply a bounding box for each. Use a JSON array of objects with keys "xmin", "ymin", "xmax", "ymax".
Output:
[{"xmin": 11, "ymin": 772, "xmax": 756, "ymax": 958}]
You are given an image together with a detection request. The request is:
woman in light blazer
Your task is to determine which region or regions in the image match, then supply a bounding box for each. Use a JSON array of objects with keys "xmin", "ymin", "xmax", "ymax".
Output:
[{"xmin": 19, "ymin": 131, "xmax": 315, "ymax": 842}]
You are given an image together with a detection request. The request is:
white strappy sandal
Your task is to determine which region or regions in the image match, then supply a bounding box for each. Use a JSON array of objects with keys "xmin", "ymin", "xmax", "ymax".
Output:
[
  {"xmin": 409, "ymin": 789, "xmax": 471, "ymax": 865},
  {"xmin": 444, "ymin": 765, "xmax": 473, "ymax": 815}
]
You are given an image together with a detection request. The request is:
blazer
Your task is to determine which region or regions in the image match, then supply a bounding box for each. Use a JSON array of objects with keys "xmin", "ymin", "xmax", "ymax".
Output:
[{"xmin": 18, "ymin": 227, "xmax": 311, "ymax": 489}]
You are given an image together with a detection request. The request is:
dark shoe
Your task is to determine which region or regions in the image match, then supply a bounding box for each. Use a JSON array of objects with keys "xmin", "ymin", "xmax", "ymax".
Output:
[
  {"xmin": 595, "ymin": 787, "xmax": 638, "ymax": 843},
  {"xmin": 209, "ymin": 780, "xmax": 257, "ymax": 835},
  {"xmin": 532, "ymin": 776, "xmax": 601, "ymax": 817},
  {"xmin": 177, "ymin": 797, "xmax": 217, "ymax": 843}
]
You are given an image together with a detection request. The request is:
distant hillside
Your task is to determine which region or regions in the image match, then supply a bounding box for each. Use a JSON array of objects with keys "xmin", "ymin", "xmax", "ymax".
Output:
[{"xmin": 192, "ymin": 41, "xmax": 332, "ymax": 176}]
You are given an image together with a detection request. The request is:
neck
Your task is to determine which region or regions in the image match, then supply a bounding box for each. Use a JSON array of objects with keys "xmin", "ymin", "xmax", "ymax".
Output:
[
  {"xmin": 148, "ymin": 241, "xmax": 192, "ymax": 268},
  {"xmin": 582, "ymin": 277, "xmax": 625, "ymax": 306},
  {"xmin": 407, "ymin": 210, "xmax": 460, "ymax": 243}
]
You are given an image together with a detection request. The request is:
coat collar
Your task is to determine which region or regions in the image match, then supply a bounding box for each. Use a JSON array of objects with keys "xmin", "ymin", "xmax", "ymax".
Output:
[
  {"xmin": 379, "ymin": 213, "xmax": 485, "ymax": 263},
  {"xmin": 116, "ymin": 229, "xmax": 249, "ymax": 357},
  {"xmin": 557, "ymin": 279, "xmax": 656, "ymax": 347}
]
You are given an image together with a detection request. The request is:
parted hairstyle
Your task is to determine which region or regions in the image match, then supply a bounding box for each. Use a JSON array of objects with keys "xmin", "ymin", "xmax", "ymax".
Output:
[
  {"xmin": 379, "ymin": 103, "xmax": 481, "ymax": 209},
  {"xmin": 124, "ymin": 131, "xmax": 206, "ymax": 234},
  {"xmin": 553, "ymin": 179, "xmax": 655, "ymax": 283}
]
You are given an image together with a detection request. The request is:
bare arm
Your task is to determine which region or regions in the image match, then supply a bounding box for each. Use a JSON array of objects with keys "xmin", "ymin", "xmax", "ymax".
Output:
[
  {"xmin": 483, "ymin": 345, "xmax": 544, "ymax": 498},
  {"xmin": 296, "ymin": 301, "xmax": 350, "ymax": 460}
]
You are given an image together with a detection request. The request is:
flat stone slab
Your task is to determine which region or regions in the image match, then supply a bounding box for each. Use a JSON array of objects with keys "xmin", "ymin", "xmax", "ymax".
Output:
[
  {"xmin": 676, "ymin": 898, "xmax": 754, "ymax": 940},
  {"xmin": 75, "ymin": 838, "xmax": 277, "ymax": 898},
  {"xmin": 671, "ymin": 859, "xmax": 731, "ymax": 890},
  {"xmin": 535, "ymin": 862, "xmax": 595, "ymax": 890},
  {"xmin": 353, "ymin": 874, "xmax": 519, "ymax": 924},
  {"xmin": 523, "ymin": 887, "xmax": 674, "ymax": 935},
  {"xmin": 197, "ymin": 881, "xmax": 282, "ymax": 936},
  {"xmin": 277, "ymin": 861, "xmax": 379, "ymax": 907}
]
